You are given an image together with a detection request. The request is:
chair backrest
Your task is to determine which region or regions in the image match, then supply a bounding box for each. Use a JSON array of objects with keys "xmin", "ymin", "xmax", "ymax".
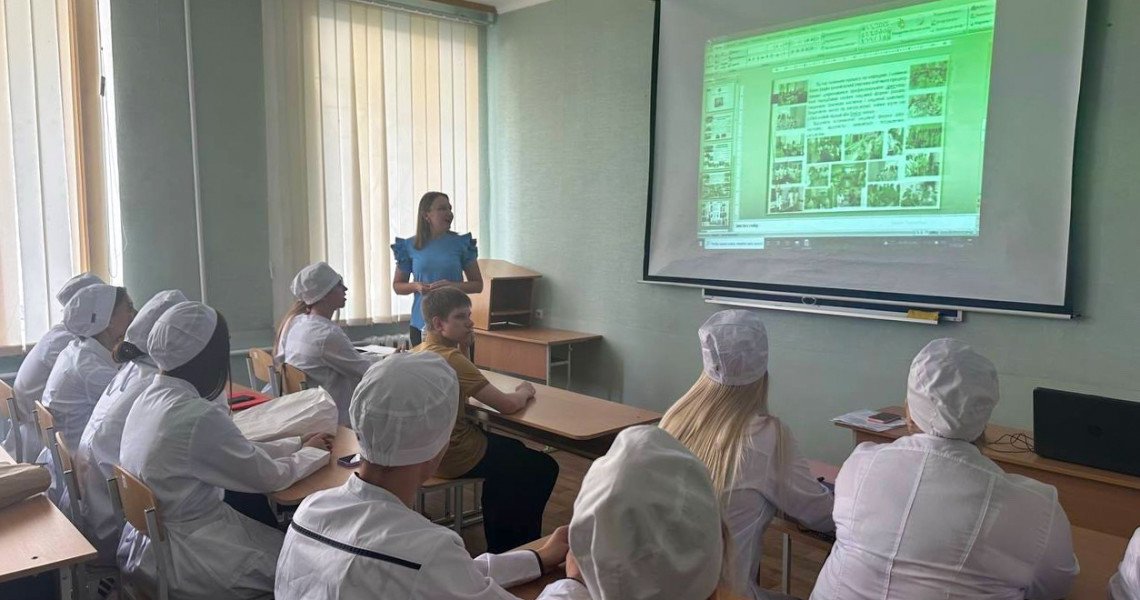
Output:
[
  {"xmin": 1, "ymin": 380, "xmax": 21, "ymax": 463},
  {"xmin": 111, "ymin": 464, "xmax": 165, "ymax": 543},
  {"xmin": 247, "ymin": 348, "xmax": 279, "ymax": 396},
  {"xmin": 0, "ymin": 379, "xmax": 13, "ymax": 420},
  {"xmin": 281, "ymin": 363, "xmax": 308, "ymax": 395},
  {"xmin": 33, "ymin": 401, "xmax": 55, "ymax": 448},
  {"xmin": 53, "ymin": 430, "xmax": 82, "ymax": 504}
]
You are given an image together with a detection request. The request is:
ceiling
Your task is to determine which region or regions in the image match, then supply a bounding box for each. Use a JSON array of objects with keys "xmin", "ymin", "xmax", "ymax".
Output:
[{"xmin": 480, "ymin": 0, "xmax": 554, "ymax": 14}]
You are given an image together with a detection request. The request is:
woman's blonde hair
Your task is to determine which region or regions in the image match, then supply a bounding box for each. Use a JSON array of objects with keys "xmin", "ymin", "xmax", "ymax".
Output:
[
  {"xmin": 414, "ymin": 191, "xmax": 449, "ymax": 250},
  {"xmin": 660, "ymin": 372, "xmax": 791, "ymax": 507},
  {"xmin": 273, "ymin": 300, "xmax": 309, "ymax": 356}
]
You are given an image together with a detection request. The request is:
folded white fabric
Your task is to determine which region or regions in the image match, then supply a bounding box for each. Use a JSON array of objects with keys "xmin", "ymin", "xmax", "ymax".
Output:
[
  {"xmin": 232, "ymin": 388, "xmax": 338, "ymax": 442},
  {"xmin": 0, "ymin": 463, "xmax": 52, "ymax": 510}
]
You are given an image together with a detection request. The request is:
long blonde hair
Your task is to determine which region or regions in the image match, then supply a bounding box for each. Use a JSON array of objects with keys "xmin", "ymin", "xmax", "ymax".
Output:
[
  {"xmin": 273, "ymin": 300, "xmax": 309, "ymax": 355},
  {"xmin": 660, "ymin": 372, "xmax": 791, "ymax": 507}
]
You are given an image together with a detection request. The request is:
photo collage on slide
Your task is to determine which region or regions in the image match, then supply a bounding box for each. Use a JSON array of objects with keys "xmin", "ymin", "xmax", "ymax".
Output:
[
  {"xmin": 700, "ymin": 83, "xmax": 736, "ymax": 227},
  {"xmin": 767, "ymin": 58, "xmax": 949, "ymax": 215}
]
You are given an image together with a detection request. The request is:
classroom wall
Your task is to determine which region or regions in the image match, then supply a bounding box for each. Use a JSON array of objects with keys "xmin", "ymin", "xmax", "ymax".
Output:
[
  {"xmin": 105, "ymin": 0, "xmax": 399, "ymax": 379},
  {"xmin": 486, "ymin": 0, "xmax": 1140, "ymax": 463}
]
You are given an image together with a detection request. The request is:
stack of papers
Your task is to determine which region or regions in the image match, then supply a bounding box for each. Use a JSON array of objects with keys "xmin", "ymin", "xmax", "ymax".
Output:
[
  {"xmin": 831, "ymin": 409, "xmax": 905, "ymax": 433},
  {"xmin": 356, "ymin": 344, "xmax": 398, "ymax": 358}
]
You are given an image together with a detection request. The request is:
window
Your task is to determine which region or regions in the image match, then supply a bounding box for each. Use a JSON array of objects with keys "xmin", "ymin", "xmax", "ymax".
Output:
[
  {"xmin": 0, "ymin": 0, "xmax": 121, "ymax": 351},
  {"xmin": 262, "ymin": 0, "xmax": 483, "ymax": 325}
]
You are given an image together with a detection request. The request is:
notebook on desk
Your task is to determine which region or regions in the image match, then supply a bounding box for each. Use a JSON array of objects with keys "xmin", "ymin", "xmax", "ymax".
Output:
[{"xmin": 1034, "ymin": 387, "xmax": 1140, "ymax": 477}]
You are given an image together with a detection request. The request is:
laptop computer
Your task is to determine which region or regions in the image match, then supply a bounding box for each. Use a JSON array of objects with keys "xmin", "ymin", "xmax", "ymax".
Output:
[{"xmin": 1034, "ymin": 388, "xmax": 1140, "ymax": 477}]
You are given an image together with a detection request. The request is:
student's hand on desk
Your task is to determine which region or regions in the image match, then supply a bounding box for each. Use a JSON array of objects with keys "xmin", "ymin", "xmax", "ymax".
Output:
[
  {"xmin": 516, "ymin": 382, "xmax": 536, "ymax": 400},
  {"xmin": 536, "ymin": 526, "xmax": 570, "ymax": 573},
  {"xmin": 303, "ymin": 433, "xmax": 333, "ymax": 451}
]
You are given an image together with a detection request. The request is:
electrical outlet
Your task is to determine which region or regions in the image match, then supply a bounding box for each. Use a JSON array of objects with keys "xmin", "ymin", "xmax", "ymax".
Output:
[{"xmin": 534, "ymin": 309, "xmax": 545, "ymax": 320}]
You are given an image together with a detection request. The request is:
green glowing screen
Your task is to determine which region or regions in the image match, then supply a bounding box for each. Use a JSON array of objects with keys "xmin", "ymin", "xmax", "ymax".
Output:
[{"xmin": 698, "ymin": 0, "xmax": 995, "ymax": 243}]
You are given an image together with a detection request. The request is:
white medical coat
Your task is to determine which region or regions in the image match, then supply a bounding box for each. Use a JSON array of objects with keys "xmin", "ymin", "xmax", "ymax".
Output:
[
  {"xmin": 41, "ymin": 337, "xmax": 120, "ymax": 509},
  {"xmin": 4, "ymin": 324, "xmax": 76, "ymax": 462},
  {"xmin": 724, "ymin": 415, "xmax": 834, "ymax": 600},
  {"xmin": 276, "ymin": 474, "xmax": 553, "ymax": 599},
  {"xmin": 1110, "ymin": 528, "xmax": 1140, "ymax": 600},
  {"xmin": 812, "ymin": 434, "xmax": 1079, "ymax": 600},
  {"xmin": 117, "ymin": 375, "xmax": 328, "ymax": 600},
  {"xmin": 75, "ymin": 360, "xmax": 156, "ymax": 565},
  {"xmin": 279, "ymin": 313, "xmax": 376, "ymax": 424}
]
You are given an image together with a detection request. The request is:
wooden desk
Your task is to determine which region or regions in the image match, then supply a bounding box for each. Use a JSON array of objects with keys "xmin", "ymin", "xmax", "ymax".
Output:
[
  {"xmin": 273, "ymin": 377, "xmax": 661, "ymax": 503},
  {"xmin": 473, "ymin": 327, "xmax": 601, "ymax": 387},
  {"xmin": 0, "ymin": 445, "xmax": 97, "ymax": 583},
  {"xmin": 269, "ymin": 426, "xmax": 359, "ymax": 505},
  {"xmin": 834, "ymin": 406, "xmax": 1140, "ymax": 538},
  {"xmin": 473, "ymin": 370, "xmax": 661, "ymax": 458}
]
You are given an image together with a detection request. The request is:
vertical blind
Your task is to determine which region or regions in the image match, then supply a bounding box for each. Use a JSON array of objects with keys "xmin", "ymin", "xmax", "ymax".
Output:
[
  {"xmin": 0, "ymin": 0, "xmax": 105, "ymax": 350},
  {"xmin": 262, "ymin": 0, "xmax": 482, "ymax": 325}
]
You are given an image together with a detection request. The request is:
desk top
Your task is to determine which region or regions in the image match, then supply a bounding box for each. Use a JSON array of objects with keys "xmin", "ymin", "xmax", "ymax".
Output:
[
  {"xmin": 835, "ymin": 406, "xmax": 1140, "ymax": 492},
  {"xmin": 0, "ymin": 446, "xmax": 97, "ymax": 582},
  {"xmin": 270, "ymin": 427, "xmax": 359, "ymax": 505},
  {"xmin": 473, "ymin": 327, "xmax": 602, "ymax": 346},
  {"xmin": 1071, "ymin": 527, "xmax": 1128, "ymax": 600},
  {"xmin": 269, "ymin": 427, "xmax": 487, "ymax": 505},
  {"xmin": 477, "ymin": 370, "xmax": 661, "ymax": 441}
]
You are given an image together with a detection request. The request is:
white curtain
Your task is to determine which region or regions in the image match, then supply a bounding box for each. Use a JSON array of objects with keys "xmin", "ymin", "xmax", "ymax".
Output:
[
  {"xmin": 0, "ymin": 0, "xmax": 94, "ymax": 350},
  {"xmin": 262, "ymin": 0, "xmax": 482, "ymax": 326}
]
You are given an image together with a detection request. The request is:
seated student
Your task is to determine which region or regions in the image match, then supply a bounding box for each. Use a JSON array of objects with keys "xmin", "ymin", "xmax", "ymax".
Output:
[
  {"xmin": 660, "ymin": 310, "xmax": 833, "ymax": 600},
  {"xmin": 812, "ymin": 339, "xmax": 1079, "ymax": 600},
  {"xmin": 276, "ymin": 261, "xmax": 376, "ymax": 423},
  {"xmin": 74, "ymin": 289, "xmax": 186, "ymax": 565},
  {"xmin": 538, "ymin": 425, "xmax": 726, "ymax": 600},
  {"xmin": 41, "ymin": 284, "xmax": 136, "ymax": 511},
  {"xmin": 5, "ymin": 272, "xmax": 103, "ymax": 463},
  {"xmin": 1111, "ymin": 528, "xmax": 1140, "ymax": 599},
  {"xmin": 118, "ymin": 302, "xmax": 332, "ymax": 600},
  {"xmin": 412, "ymin": 287, "xmax": 558, "ymax": 553},
  {"xmin": 276, "ymin": 352, "xmax": 572, "ymax": 598}
]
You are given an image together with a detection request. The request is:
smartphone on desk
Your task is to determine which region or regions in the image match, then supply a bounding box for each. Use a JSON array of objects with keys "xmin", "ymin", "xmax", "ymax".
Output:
[{"xmin": 337, "ymin": 453, "xmax": 362, "ymax": 468}]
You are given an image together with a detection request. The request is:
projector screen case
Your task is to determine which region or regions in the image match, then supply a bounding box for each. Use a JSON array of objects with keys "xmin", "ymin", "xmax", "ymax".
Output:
[{"xmin": 643, "ymin": 0, "xmax": 1088, "ymax": 316}]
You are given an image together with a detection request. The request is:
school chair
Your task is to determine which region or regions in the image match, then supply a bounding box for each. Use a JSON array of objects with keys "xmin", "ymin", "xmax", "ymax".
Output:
[
  {"xmin": 32, "ymin": 400, "xmax": 54, "ymax": 454},
  {"xmin": 281, "ymin": 363, "xmax": 309, "ymax": 395},
  {"xmin": 245, "ymin": 348, "xmax": 280, "ymax": 397},
  {"xmin": 50, "ymin": 431, "xmax": 94, "ymax": 600},
  {"xmin": 110, "ymin": 465, "xmax": 172, "ymax": 600},
  {"xmin": 416, "ymin": 477, "xmax": 484, "ymax": 535},
  {"xmin": 0, "ymin": 378, "xmax": 23, "ymax": 462}
]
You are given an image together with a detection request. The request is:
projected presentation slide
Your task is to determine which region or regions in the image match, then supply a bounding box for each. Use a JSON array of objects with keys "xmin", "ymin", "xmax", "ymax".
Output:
[{"xmin": 698, "ymin": 0, "xmax": 994, "ymax": 249}]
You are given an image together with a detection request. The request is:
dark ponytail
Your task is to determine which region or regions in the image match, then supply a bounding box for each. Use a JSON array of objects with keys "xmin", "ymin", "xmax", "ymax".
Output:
[{"xmin": 113, "ymin": 341, "xmax": 145, "ymax": 364}]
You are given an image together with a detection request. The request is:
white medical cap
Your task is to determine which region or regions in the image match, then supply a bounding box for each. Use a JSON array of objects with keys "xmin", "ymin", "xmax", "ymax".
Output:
[
  {"xmin": 907, "ymin": 338, "xmax": 998, "ymax": 441},
  {"xmin": 56, "ymin": 272, "xmax": 104, "ymax": 306},
  {"xmin": 570, "ymin": 426, "xmax": 722, "ymax": 600},
  {"xmin": 699, "ymin": 309, "xmax": 769, "ymax": 386},
  {"xmin": 63, "ymin": 284, "xmax": 118, "ymax": 337},
  {"xmin": 148, "ymin": 302, "xmax": 219, "ymax": 371},
  {"xmin": 290, "ymin": 262, "xmax": 343, "ymax": 305},
  {"xmin": 350, "ymin": 352, "xmax": 458, "ymax": 467},
  {"xmin": 124, "ymin": 290, "xmax": 188, "ymax": 353}
]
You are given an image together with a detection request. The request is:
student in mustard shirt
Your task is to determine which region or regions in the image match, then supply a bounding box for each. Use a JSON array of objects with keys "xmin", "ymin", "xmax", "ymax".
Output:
[{"xmin": 412, "ymin": 287, "xmax": 558, "ymax": 553}]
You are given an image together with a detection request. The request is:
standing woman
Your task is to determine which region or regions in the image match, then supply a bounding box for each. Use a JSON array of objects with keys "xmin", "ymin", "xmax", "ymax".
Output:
[
  {"xmin": 660, "ymin": 310, "xmax": 834, "ymax": 600},
  {"xmin": 392, "ymin": 192, "xmax": 483, "ymax": 347},
  {"xmin": 6, "ymin": 272, "xmax": 103, "ymax": 462},
  {"xmin": 118, "ymin": 302, "xmax": 331, "ymax": 599},
  {"xmin": 41, "ymin": 284, "xmax": 136, "ymax": 510},
  {"xmin": 275, "ymin": 262, "xmax": 378, "ymax": 424}
]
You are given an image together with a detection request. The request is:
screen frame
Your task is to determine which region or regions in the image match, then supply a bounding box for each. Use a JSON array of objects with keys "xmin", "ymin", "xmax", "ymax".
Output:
[{"xmin": 641, "ymin": 0, "xmax": 1079, "ymax": 317}]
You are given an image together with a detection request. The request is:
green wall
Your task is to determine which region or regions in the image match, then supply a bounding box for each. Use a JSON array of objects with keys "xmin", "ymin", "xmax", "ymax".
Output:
[{"xmin": 487, "ymin": 0, "xmax": 1140, "ymax": 463}]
